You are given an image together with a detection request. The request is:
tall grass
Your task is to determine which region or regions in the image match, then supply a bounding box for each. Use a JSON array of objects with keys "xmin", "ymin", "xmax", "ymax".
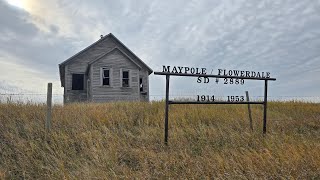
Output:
[{"xmin": 0, "ymin": 101, "xmax": 319, "ymax": 179}]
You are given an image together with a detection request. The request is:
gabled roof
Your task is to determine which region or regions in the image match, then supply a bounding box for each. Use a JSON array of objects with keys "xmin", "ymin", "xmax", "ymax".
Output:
[
  {"xmin": 59, "ymin": 33, "xmax": 153, "ymax": 87},
  {"xmin": 85, "ymin": 47, "xmax": 142, "ymax": 75},
  {"xmin": 88, "ymin": 47, "xmax": 142, "ymax": 68}
]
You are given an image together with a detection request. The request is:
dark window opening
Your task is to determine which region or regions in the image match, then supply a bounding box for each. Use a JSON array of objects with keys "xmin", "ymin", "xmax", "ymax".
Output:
[
  {"xmin": 103, "ymin": 78, "xmax": 109, "ymax": 85},
  {"xmin": 140, "ymin": 78, "xmax": 143, "ymax": 92},
  {"xmin": 72, "ymin": 74, "xmax": 84, "ymax": 90},
  {"xmin": 122, "ymin": 70, "xmax": 129, "ymax": 87},
  {"xmin": 102, "ymin": 68, "xmax": 110, "ymax": 86}
]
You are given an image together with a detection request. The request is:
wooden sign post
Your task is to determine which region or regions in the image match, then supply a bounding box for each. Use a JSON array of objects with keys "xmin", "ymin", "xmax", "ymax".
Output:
[
  {"xmin": 46, "ymin": 83, "xmax": 52, "ymax": 132},
  {"xmin": 245, "ymin": 91, "xmax": 253, "ymax": 131}
]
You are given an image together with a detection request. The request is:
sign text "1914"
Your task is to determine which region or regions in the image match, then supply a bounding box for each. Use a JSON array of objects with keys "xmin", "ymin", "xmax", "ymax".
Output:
[{"xmin": 197, "ymin": 95, "xmax": 215, "ymax": 102}]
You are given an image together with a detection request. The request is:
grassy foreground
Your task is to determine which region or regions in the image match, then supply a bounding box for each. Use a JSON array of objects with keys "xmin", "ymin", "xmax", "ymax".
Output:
[{"xmin": 0, "ymin": 101, "xmax": 319, "ymax": 179}]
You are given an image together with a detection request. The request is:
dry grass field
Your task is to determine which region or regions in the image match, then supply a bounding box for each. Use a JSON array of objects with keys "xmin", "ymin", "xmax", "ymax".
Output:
[{"xmin": 0, "ymin": 101, "xmax": 319, "ymax": 179}]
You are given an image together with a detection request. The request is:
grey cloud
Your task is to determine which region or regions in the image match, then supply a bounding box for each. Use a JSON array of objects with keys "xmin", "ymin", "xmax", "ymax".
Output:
[
  {"xmin": 0, "ymin": 0, "xmax": 78, "ymax": 79},
  {"xmin": 49, "ymin": 25, "xmax": 59, "ymax": 34},
  {"xmin": 0, "ymin": 1, "xmax": 38, "ymax": 36}
]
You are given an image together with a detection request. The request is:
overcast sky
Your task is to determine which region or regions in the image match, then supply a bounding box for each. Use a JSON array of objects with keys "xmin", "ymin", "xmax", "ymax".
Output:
[{"xmin": 0, "ymin": 0, "xmax": 320, "ymax": 102}]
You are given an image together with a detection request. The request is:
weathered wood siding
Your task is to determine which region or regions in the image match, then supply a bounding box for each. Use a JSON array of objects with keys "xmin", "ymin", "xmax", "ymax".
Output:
[
  {"xmin": 90, "ymin": 49, "xmax": 140, "ymax": 102},
  {"xmin": 63, "ymin": 35, "xmax": 151, "ymax": 103},
  {"xmin": 64, "ymin": 36, "xmax": 116, "ymax": 102}
]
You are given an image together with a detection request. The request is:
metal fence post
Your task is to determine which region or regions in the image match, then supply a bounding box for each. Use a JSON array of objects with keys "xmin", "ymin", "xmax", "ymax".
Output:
[
  {"xmin": 263, "ymin": 80, "xmax": 268, "ymax": 134},
  {"xmin": 165, "ymin": 75, "xmax": 170, "ymax": 145},
  {"xmin": 46, "ymin": 83, "xmax": 52, "ymax": 132}
]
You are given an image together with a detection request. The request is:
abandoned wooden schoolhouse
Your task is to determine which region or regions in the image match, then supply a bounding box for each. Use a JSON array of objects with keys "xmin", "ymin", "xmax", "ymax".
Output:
[{"xmin": 59, "ymin": 33, "xmax": 153, "ymax": 103}]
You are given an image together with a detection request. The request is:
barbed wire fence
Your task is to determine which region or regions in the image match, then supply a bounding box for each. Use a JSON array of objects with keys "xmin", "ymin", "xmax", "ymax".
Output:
[
  {"xmin": 0, "ymin": 93, "xmax": 320, "ymax": 104},
  {"xmin": 0, "ymin": 93, "xmax": 64, "ymax": 104}
]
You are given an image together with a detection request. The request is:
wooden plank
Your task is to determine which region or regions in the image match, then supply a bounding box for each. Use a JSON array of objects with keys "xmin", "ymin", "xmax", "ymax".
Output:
[{"xmin": 245, "ymin": 91, "xmax": 253, "ymax": 131}]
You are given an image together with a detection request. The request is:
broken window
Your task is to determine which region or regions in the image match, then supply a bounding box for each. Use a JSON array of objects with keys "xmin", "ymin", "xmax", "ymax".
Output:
[
  {"xmin": 72, "ymin": 74, "xmax": 84, "ymax": 90},
  {"xmin": 102, "ymin": 68, "xmax": 110, "ymax": 86},
  {"xmin": 122, "ymin": 70, "xmax": 129, "ymax": 87},
  {"xmin": 140, "ymin": 78, "xmax": 143, "ymax": 92}
]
